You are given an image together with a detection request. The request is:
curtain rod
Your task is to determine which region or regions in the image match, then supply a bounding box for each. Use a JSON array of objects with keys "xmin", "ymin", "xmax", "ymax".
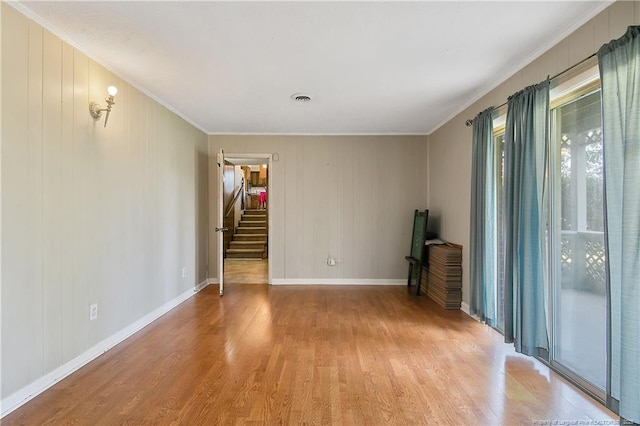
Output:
[{"xmin": 465, "ymin": 52, "xmax": 598, "ymax": 127}]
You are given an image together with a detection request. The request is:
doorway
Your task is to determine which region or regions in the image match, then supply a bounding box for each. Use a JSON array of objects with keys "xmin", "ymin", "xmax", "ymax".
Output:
[{"xmin": 219, "ymin": 154, "xmax": 272, "ymax": 288}]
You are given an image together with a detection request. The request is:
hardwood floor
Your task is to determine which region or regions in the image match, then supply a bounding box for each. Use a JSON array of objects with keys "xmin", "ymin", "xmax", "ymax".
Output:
[
  {"xmin": 224, "ymin": 259, "xmax": 268, "ymax": 284},
  {"xmin": 3, "ymin": 285, "xmax": 615, "ymax": 425}
]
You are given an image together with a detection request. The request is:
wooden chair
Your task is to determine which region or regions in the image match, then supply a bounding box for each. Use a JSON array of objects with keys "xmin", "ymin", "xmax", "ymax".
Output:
[{"xmin": 405, "ymin": 209, "xmax": 429, "ymax": 295}]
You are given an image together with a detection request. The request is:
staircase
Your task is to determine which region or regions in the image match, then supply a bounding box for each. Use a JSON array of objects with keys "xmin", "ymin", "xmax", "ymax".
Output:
[{"xmin": 226, "ymin": 209, "xmax": 268, "ymax": 259}]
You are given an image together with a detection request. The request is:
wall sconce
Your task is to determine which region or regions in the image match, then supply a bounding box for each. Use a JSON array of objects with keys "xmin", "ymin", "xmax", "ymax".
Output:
[{"xmin": 89, "ymin": 85, "xmax": 118, "ymax": 127}]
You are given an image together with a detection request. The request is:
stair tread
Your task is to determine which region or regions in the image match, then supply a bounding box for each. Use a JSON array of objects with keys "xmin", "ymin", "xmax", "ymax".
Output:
[
  {"xmin": 229, "ymin": 208, "xmax": 268, "ymax": 259},
  {"xmin": 233, "ymin": 236, "xmax": 268, "ymax": 241}
]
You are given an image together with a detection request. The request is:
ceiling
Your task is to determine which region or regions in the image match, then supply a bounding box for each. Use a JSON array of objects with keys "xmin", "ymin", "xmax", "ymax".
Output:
[{"xmin": 16, "ymin": 1, "xmax": 612, "ymax": 135}]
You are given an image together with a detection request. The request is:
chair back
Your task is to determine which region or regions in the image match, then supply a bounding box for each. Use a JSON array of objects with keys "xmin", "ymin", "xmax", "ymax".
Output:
[{"xmin": 409, "ymin": 209, "xmax": 429, "ymax": 261}]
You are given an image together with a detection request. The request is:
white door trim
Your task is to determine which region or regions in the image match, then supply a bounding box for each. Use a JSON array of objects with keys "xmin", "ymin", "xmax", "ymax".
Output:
[{"xmin": 223, "ymin": 153, "xmax": 273, "ymax": 285}]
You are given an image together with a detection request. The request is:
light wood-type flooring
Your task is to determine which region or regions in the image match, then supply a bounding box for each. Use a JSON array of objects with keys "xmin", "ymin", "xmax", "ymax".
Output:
[
  {"xmin": 3, "ymin": 285, "xmax": 615, "ymax": 425},
  {"xmin": 225, "ymin": 259, "xmax": 268, "ymax": 284}
]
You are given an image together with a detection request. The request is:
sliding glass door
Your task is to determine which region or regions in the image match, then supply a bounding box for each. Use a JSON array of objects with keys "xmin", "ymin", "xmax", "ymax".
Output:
[
  {"xmin": 494, "ymin": 132, "xmax": 506, "ymax": 333},
  {"xmin": 486, "ymin": 68, "xmax": 609, "ymax": 399},
  {"xmin": 550, "ymin": 89, "xmax": 607, "ymax": 394}
]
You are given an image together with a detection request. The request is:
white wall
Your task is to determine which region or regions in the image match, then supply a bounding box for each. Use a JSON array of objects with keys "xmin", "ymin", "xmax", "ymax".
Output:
[
  {"xmin": 209, "ymin": 135, "xmax": 429, "ymax": 283},
  {"xmin": 1, "ymin": 3, "xmax": 208, "ymax": 403},
  {"xmin": 428, "ymin": 0, "xmax": 640, "ymax": 306}
]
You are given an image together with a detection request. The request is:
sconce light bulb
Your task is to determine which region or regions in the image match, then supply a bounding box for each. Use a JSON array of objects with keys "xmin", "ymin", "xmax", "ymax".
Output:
[{"xmin": 107, "ymin": 85, "xmax": 118, "ymax": 96}]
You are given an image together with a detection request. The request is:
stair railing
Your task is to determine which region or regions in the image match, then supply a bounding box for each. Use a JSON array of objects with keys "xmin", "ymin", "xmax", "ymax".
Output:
[{"xmin": 225, "ymin": 185, "xmax": 244, "ymax": 219}]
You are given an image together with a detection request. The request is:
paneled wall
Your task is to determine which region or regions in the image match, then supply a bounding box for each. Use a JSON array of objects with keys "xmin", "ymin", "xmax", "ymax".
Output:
[
  {"xmin": 428, "ymin": 0, "xmax": 640, "ymax": 307},
  {"xmin": 208, "ymin": 135, "xmax": 429, "ymax": 283},
  {"xmin": 1, "ymin": 4, "xmax": 208, "ymax": 401}
]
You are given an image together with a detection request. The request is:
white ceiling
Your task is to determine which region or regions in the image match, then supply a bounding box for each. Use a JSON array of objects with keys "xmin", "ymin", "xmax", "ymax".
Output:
[{"xmin": 16, "ymin": 1, "xmax": 612, "ymax": 135}]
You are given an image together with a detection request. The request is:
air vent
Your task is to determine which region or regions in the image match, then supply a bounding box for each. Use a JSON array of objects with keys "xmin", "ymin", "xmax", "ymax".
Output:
[{"xmin": 291, "ymin": 93, "xmax": 312, "ymax": 102}]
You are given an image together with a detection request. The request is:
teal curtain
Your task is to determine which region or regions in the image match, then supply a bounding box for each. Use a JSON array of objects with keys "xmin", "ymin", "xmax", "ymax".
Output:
[
  {"xmin": 598, "ymin": 25, "xmax": 640, "ymax": 424},
  {"xmin": 502, "ymin": 81, "xmax": 550, "ymax": 359},
  {"xmin": 470, "ymin": 108, "xmax": 496, "ymax": 325}
]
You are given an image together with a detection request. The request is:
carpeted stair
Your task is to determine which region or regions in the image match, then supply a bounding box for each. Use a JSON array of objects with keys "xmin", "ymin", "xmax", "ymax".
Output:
[{"xmin": 226, "ymin": 209, "xmax": 268, "ymax": 259}]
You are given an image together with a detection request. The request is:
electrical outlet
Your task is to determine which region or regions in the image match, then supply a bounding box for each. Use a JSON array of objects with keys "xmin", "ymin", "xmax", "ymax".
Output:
[
  {"xmin": 182, "ymin": 267, "xmax": 187, "ymax": 278},
  {"xmin": 89, "ymin": 303, "xmax": 98, "ymax": 321},
  {"xmin": 327, "ymin": 257, "xmax": 336, "ymax": 266}
]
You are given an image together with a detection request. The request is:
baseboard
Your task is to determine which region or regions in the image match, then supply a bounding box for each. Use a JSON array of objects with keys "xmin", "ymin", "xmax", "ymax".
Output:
[
  {"xmin": 270, "ymin": 279, "xmax": 405, "ymax": 286},
  {"xmin": 195, "ymin": 278, "xmax": 216, "ymax": 291},
  {"xmin": 1, "ymin": 285, "xmax": 200, "ymax": 418},
  {"xmin": 459, "ymin": 302, "xmax": 483, "ymax": 322}
]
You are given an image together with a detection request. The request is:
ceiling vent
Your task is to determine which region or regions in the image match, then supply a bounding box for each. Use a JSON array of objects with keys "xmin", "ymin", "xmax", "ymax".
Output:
[{"xmin": 290, "ymin": 93, "xmax": 312, "ymax": 102}]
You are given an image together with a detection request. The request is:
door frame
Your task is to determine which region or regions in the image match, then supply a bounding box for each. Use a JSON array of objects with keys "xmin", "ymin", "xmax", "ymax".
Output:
[{"xmin": 218, "ymin": 153, "xmax": 273, "ymax": 285}]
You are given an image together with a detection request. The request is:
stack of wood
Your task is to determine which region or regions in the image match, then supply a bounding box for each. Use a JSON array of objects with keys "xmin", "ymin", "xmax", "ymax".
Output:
[{"xmin": 420, "ymin": 244, "xmax": 462, "ymax": 309}]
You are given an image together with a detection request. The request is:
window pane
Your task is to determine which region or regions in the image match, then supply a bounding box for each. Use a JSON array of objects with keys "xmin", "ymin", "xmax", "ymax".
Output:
[
  {"xmin": 495, "ymin": 133, "xmax": 505, "ymax": 332},
  {"xmin": 552, "ymin": 90, "xmax": 606, "ymax": 390}
]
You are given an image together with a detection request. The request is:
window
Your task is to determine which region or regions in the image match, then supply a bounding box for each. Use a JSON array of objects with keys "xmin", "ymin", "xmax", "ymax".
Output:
[
  {"xmin": 549, "ymin": 86, "xmax": 606, "ymax": 392},
  {"xmin": 486, "ymin": 59, "xmax": 607, "ymax": 395},
  {"xmin": 493, "ymin": 122, "xmax": 506, "ymax": 333}
]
